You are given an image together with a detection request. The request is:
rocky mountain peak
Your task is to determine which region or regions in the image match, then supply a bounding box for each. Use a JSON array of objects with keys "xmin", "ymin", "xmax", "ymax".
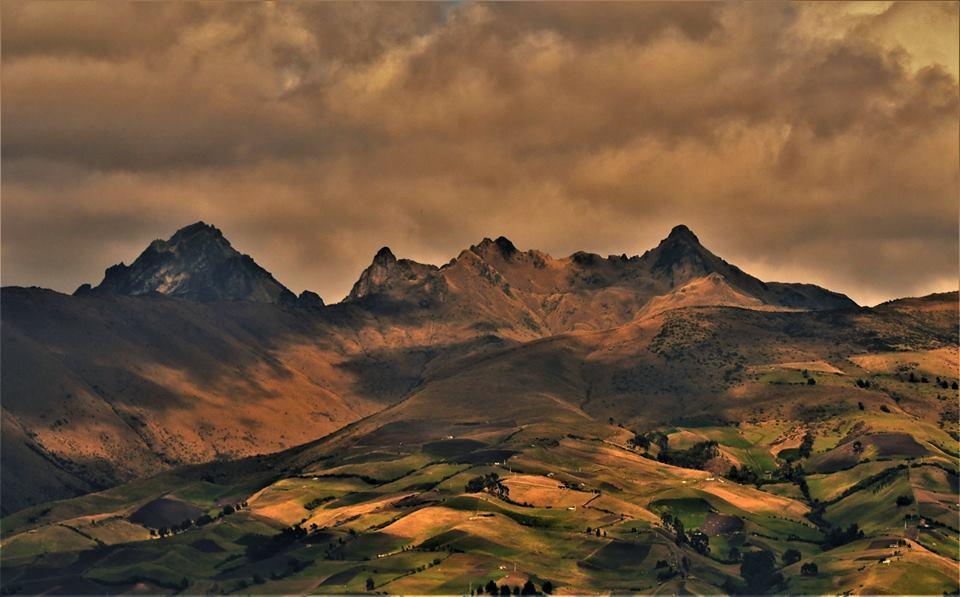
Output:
[
  {"xmin": 471, "ymin": 236, "xmax": 519, "ymax": 261},
  {"xmin": 373, "ymin": 246, "xmax": 397, "ymax": 266},
  {"xmin": 81, "ymin": 222, "xmax": 295, "ymax": 304},
  {"xmin": 666, "ymin": 224, "xmax": 700, "ymax": 244},
  {"xmin": 645, "ymin": 225, "xmax": 716, "ymax": 282},
  {"xmin": 347, "ymin": 247, "xmax": 441, "ymax": 302}
]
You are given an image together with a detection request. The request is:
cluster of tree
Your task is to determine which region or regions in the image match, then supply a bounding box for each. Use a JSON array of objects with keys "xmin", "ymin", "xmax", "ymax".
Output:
[
  {"xmin": 721, "ymin": 549, "xmax": 820, "ymax": 593},
  {"xmin": 245, "ymin": 524, "xmax": 309, "ymax": 560},
  {"xmin": 687, "ymin": 530, "xmax": 710, "ymax": 555},
  {"xmin": 895, "ymin": 494, "xmax": 914, "ymax": 506},
  {"xmin": 628, "ymin": 431, "xmax": 668, "ymax": 453},
  {"xmin": 934, "ymin": 377, "xmax": 958, "ymax": 390},
  {"xmin": 657, "ymin": 440, "xmax": 720, "ymax": 470},
  {"xmin": 584, "ymin": 527, "xmax": 607, "ymax": 537},
  {"xmin": 148, "ymin": 502, "xmax": 247, "ymax": 538},
  {"xmin": 906, "ymin": 372, "xmax": 929, "ymax": 384},
  {"xmin": 823, "ymin": 523, "xmax": 864, "ymax": 549},
  {"xmin": 855, "ymin": 378, "xmax": 872, "ymax": 389},
  {"xmin": 264, "ymin": 557, "xmax": 310, "ymax": 583},
  {"xmin": 726, "ymin": 465, "xmax": 760, "ymax": 485},
  {"xmin": 654, "ymin": 557, "xmax": 689, "ymax": 582},
  {"xmin": 739, "ymin": 550, "xmax": 784, "ymax": 594},
  {"xmin": 304, "ymin": 496, "xmax": 335, "ymax": 510},
  {"xmin": 465, "ymin": 473, "xmax": 509, "ymax": 499},
  {"xmin": 660, "ymin": 512, "xmax": 692, "ymax": 553},
  {"xmin": 782, "ymin": 548, "xmax": 801, "ymax": 566},
  {"xmin": 470, "ymin": 580, "xmax": 551, "ymax": 595}
]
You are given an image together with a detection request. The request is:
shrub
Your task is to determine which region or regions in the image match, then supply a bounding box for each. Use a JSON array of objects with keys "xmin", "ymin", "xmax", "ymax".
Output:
[{"xmin": 800, "ymin": 562, "xmax": 818, "ymax": 576}]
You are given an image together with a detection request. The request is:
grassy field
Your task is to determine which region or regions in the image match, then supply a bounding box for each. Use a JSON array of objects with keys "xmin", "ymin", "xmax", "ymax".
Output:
[{"xmin": 2, "ymin": 346, "xmax": 957, "ymax": 595}]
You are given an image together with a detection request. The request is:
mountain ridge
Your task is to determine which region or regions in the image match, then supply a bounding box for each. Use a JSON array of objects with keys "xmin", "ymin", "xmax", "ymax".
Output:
[{"xmin": 3, "ymin": 221, "xmax": 936, "ymax": 516}]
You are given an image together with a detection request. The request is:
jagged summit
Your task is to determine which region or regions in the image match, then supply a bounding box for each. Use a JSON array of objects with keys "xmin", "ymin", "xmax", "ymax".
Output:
[
  {"xmin": 347, "ymin": 245, "xmax": 442, "ymax": 303},
  {"xmin": 645, "ymin": 224, "xmax": 723, "ymax": 284},
  {"xmin": 373, "ymin": 246, "xmax": 397, "ymax": 265},
  {"xmin": 666, "ymin": 224, "xmax": 700, "ymax": 243},
  {"xmin": 472, "ymin": 236, "xmax": 519, "ymax": 260},
  {"xmin": 168, "ymin": 221, "xmax": 224, "ymax": 242},
  {"xmin": 79, "ymin": 221, "xmax": 296, "ymax": 304}
]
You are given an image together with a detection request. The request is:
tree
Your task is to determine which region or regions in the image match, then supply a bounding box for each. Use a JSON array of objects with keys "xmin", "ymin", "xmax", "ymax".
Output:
[
  {"xmin": 727, "ymin": 465, "xmax": 759, "ymax": 485},
  {"xmin": 896, "ymin": 494, "xmax": 914, "ymax": 506},
  {"xmin": 689, "ymin": 530, "xmax": 709, "ymax": 555},
  {"xmin": 852, "ymin": 440, "xmax": 864, "ymax": 455},
  {"xmin": 952, "ymin": 381, "xmax": 958, "ymax": 390},
  {"xmin": 782, "ymin": 548, "xmax": 801, "ymax": 565},
  {"xmin": 824, "ymin": 523, "xmax": 863, "ymax": 548},
  {"xmin": 500, "ymin": 585, "xmax": 511, "ymax": 595},
  {"xmin": 366, "ymin": 578, "xmax": 375, "ymax": 591},
  {"xmin": 728, "ymin": 546, "xmax": 741, "ymax": 562},
  {"xmin": 798, "ymin": 432, "xmax": 815, "ymax": 459},
  {"xmin": 800, "ymin": 562, "xmax": 818, "ymax": 576},
  {"xmin": 520, "ymin": 580, "xmax": 537, "ymax": 595},
  {"xmin": 628, "ymin": 432, "xmax": 651, "ymax": 450},
  {"xmin": 807, "ymin": 377, "xmax": 816, "ymax": 386},
  {"xmin": 858, "ymin": 401, "xmax": 865, "ymax": 410},
  {"xmin": 671, "ymin": 517, "xmax": 687, "ymax": 545},
  {"xmin": 486, "ymin": 580, "xmax": 498, "ymax": 595},
  {"xmin": 541, "ymin": 581, "xmax": 553, "ymax": 594},
  {"xmin": 740, "ymin": 550, "xmax": 782, "ymax": 594},
  {"xmin": 595, "ymin": 528, "xmax": 601, "ymax": 537}
]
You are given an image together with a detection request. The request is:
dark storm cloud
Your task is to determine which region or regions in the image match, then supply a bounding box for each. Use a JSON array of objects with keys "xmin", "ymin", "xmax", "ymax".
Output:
[{"xmin": 1, "ymin": 1, "xmax": 957, "ymax": 306}]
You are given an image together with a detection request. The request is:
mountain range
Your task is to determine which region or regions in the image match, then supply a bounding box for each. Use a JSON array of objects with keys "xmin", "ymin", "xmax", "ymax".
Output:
[
  {"xmin": 1, "ymin": 222, "xmax": 957, "ymax": 595},
  {"xmin": 2, "ymin": 222, "xmax": 860, "ymax": 512}
]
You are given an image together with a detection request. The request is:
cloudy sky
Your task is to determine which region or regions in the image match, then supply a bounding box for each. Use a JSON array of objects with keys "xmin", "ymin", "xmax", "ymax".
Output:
[{"xmin": 2, "ymin": 1, "xmax": 957, "ymax": 306}]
